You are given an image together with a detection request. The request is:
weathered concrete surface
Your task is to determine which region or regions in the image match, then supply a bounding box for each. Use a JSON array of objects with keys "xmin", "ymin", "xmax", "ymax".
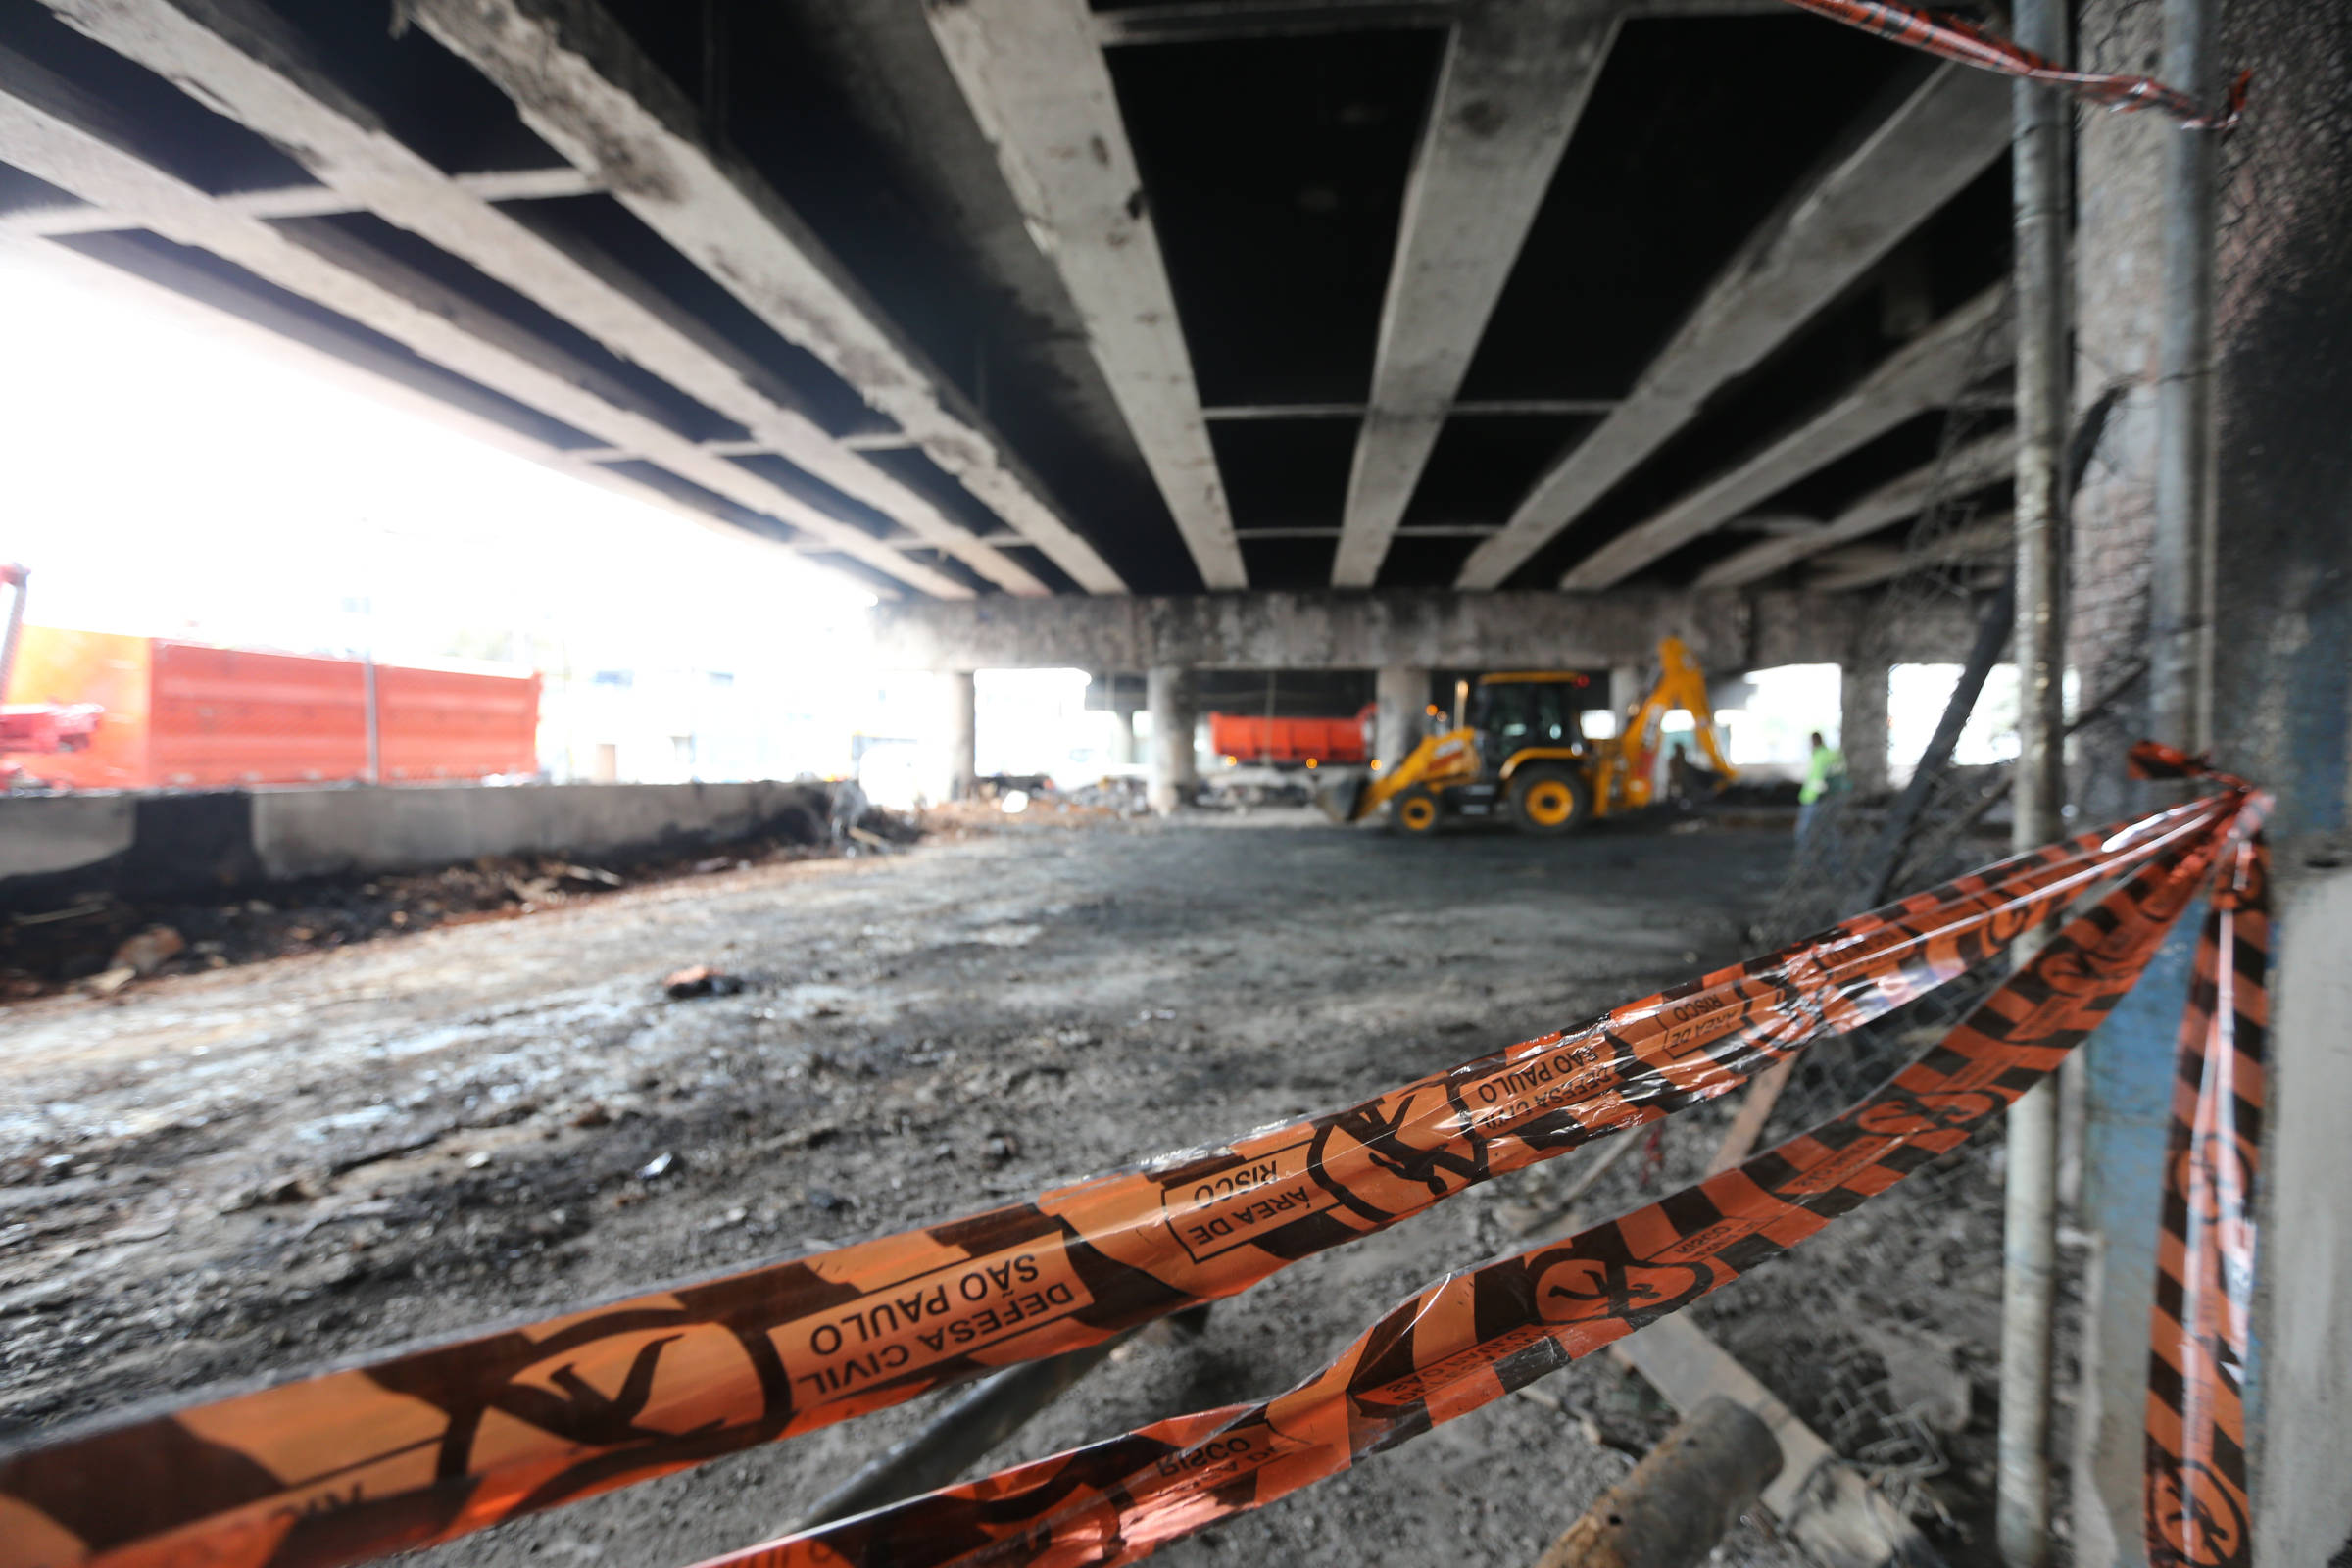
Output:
[
  {"xmin": 1460, "ymin": 63, "xmax": 2010, "ymax": 590},
  {"xmin": 0, "ymin": 783, "xmax": 831, "ymax": 908},
  {"xmin": 0, "ymin": 794, "xmax": 130, "ymax": 880},
  {"xmin": 1144, "ymin": 665, "xmax": 1196, "ymax": 813},
  {"xmin": 1374, "ymin": 664, "xmax": 1429, "ymax": 769},
  {"xmin": 1838, "ymin": 660, "xmax": 1889, "ymax": 793},
  {"xmin": 397, "ymin": 0, "xmax": 1120, "ymax": 595},
  {"xmin": 250, "ymin": 782, "xmax": 829, "ymax": 882},
  {"xmin": 1331, "ymin": 0, "xmax": 1620, "ymax": 588},
  {"xmin": 1562, "ymin": 287, "xmax": 2013, "ymax": 591},
  {"xmin": 869, "ymin": 589, "xmax": 1975, "ymax": 673},
  {"xmin": 2069, "ymin": 0, "xmax": 2352, "ymax": 1558},
  {"xmin": 926, "ymin": 0, "xmax": 1246, "ymax": 591}
]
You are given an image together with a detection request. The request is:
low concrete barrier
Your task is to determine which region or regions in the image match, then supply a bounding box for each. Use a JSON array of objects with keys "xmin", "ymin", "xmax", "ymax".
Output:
[{"xmin": 0, "ymin": 781, "xmax": 830, "ymax": 911}]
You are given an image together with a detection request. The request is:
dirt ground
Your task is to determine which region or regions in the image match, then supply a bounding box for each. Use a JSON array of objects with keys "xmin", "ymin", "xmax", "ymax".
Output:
[{"xmin": 0, "ymin": 809, "xmax": 2014, "ymax": 1568}]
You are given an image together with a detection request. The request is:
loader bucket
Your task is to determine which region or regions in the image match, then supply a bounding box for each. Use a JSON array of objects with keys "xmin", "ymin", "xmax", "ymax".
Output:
[{"xmin": 1314, "ymin": 771, "xmax": 1369, "ymax": 824}]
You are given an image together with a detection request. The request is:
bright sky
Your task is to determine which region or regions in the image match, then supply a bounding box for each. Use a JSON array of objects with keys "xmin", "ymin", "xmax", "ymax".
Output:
[{"xmin": 0, "ymin": 250, "xmax": 872, "ymax": 677}]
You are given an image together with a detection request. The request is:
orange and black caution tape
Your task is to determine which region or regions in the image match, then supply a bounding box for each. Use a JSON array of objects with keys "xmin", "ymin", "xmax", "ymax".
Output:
[
  {"xmin": 2137, "ymin": 750, "xmax": 2267, "ymax": 1568},
  {"xmin": 683, "ymin": 760, "xmax": 2259, "ymax": 1568},
  {"xmin": 1775, "ymin": 0, "xmax": 2249, "ymax": 128},
  {"xmin": 0, "ymin": 778, "xmax": 2254, "ymax": 1568}
]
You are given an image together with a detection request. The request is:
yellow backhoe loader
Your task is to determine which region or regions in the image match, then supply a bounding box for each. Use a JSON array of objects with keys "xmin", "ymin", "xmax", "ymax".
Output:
[{"xmin": 1314, "ymin": 637, "xmax": 1736, "ymax": 837}]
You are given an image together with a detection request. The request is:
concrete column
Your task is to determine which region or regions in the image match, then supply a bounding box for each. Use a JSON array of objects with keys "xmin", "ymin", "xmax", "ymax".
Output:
[
  {"xmin": 1114, "ymin": 704, "xmax": 1142, "ymax": 766},
  {"xmin": 1609, "ymin": 664, "xmax": 1644, "ymax": 733},
  {"xmin": 1373, "ymin": 665, "xmax": 1428, "ymax": 769},
  {"xmin": 1839, "ymin": 661, "xmax": 1889, "ymax": 791},
  {"xmin": 1145, "ymin": 665, "xmax": 1196, "ymax": 814},
  {"xmin": 946, "ymin": 670, "xmax": 977, "ymax": 802}
]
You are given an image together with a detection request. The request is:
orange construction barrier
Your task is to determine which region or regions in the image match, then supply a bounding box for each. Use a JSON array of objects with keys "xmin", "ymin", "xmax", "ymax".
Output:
[{"xmin": 2, "ymin": 625, "xmax": 538, "ymax": 789}]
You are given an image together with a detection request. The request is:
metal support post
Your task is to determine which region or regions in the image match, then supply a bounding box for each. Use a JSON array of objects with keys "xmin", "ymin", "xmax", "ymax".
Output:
[
  {"xmin": 1997, "ymin": 0, "xmax": 2072, "ymax": 1555},
  {"xmin": 2151, "ymin": 0, "xmax": 2217, "ymax": 757}
]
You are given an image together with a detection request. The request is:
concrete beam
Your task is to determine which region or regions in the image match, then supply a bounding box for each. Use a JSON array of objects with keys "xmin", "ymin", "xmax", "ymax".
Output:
[
  {"xmin": 34, "ymin": 0, "xmax": 1041, "ymax": 597},
  {"xmin": 928, "ymin": 0, "xmax": 1249, "ymax": 590},
  {"xmin": 1695, "ymin": 428, "xmax": 2016, "ymax": 588},
  {"xmin": 1807, "ymin": 510, "xmax": 2013, "ymax": 592},
  {"xmin": 401, "ymin": 0, "xmax": 1127, "ymax": 597},
  {"xmin": 868, "ymin": 588, "xmax": 1977, "ymax": 672},
  {"xmin": 1456, "ymin": 63, "xmax": 2011, "ymax": 590},
  {"xmin": 1330, "ymin": 0, "xmax": 1620, "ymax": 587},
  {"xmin": 1563, "ymin": 284, "xmax": 2012, "ymax": 589},
  {"xmin": 0, "ymin": 40, "xmax": 971, "ymax": 599},
  {"xmin": 0, "ymin": 165, "xmax": 600, "ymax": 235}
]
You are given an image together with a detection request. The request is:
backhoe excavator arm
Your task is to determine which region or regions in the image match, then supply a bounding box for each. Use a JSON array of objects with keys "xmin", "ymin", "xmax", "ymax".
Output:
[{"xmin": 1599, "ymin": 637, "xmax": 1738, "ymax": 812}]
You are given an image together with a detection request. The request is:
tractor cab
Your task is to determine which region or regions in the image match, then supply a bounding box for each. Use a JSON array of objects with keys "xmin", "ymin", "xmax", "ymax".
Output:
[{"xmin": 1465, "ymin": 673, "xmax": 1592, "ymax": 771}]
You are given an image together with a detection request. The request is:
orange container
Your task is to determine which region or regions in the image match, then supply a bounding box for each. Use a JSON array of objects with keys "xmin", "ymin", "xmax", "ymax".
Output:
[
  {"xmin": 4, "ymin": 625, "xmax": 539, "ymax": 788},
  {"xmin": 1208, "ymin": 709, "xmax": 1371, "ymax": 766}
]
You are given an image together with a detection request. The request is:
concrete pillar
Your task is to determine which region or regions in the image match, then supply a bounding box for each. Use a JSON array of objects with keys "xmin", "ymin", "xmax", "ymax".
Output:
[
  {"xmin": 946, "ymin": 670, "xmax": 977, "ymax": 802},
  {"xmin": 1609, "ymin": 664, "xmax": 1644, "ymax": 729},
  {"xmin": 1373, "ymin": 665, "xmax": 1427, "ymax": 769},
  {"xmin": 1115, "ymin": 705, "xmax": 1142, "ymax": 766},
  {"xmin": 1839, "ymin": 661, "xmax": 1889, "ymax": 791},
  {"xmin": 1145, "ymin": 665, "xmax": 1196, "ymax": 814}
]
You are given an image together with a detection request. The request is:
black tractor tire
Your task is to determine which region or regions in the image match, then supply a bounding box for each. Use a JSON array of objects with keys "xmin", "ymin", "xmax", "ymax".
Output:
[
  {"xmin": 1507, "ymin": 765, "xmax": 1593, "ymax": 837},
  {"xmin": 1390, "ymin": 785, "xmax": 1445, "ymax": 836}
]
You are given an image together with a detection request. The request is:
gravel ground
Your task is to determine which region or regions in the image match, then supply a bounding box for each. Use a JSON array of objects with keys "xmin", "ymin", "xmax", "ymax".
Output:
[{"xmin": 0, "ymin": 809, "xmax": 2011, "ymax": 1568}]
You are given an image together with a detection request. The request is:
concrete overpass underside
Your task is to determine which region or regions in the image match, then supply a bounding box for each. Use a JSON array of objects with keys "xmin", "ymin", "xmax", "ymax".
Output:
[{"xmin": 0, "ymin": 0, "xmax": 2019, "ymax": 634}]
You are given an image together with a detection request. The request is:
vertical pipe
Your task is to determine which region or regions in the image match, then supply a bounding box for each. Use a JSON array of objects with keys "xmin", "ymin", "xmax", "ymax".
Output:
[
  {"xmin": 0, "ymin": 565, "xmax": 30, "ymax": 706},
  {"xmin": 1997, "ymin": 0, "xmax": 2071, "ymax": 1559},
  {"xmin": 2151, "ymin": 0, "xmax": 2217, "ymax": 756},
  {"xmin": 946, "ymin": 670, "xmax": 978, "ymax": 802},
  {"xmin": 363, "ymin": 653, "xmax": 381, "ymax": 785}
]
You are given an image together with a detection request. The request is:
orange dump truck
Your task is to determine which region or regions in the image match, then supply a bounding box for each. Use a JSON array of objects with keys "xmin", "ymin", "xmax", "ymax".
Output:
[
  {"xmin": 1208, "ymin": 706, "xmax": 1373, "ymax": 767},
  {"xmin": 2, "ymin": 625, "xmax": 539, "ymax": 789}
]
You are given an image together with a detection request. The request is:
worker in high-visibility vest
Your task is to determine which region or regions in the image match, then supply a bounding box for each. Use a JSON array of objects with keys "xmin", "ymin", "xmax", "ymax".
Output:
[{"xmin": 1797, "ymin": 730, "xmax": 1847, "ymax": 840}]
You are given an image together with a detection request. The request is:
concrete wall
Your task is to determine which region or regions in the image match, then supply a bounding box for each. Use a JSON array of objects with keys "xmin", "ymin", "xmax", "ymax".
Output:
[
  {"xmin": 249, "ymin": 782, "xmax": 829, "ymax": 880},
  {"xmin": 0, "ymin": 781, "xmax": 830, "ymax": 910},
  {"xmin": 0, "ymin": 794, "xmax": 133, "ymax": 879},
  {"xmin": 869, "ymin": 589, "xmax": 1976, "ymax": 673},
  {"xmin": 2069, "ymin": 0, "xmax": 2352, "ymax": 1559}
]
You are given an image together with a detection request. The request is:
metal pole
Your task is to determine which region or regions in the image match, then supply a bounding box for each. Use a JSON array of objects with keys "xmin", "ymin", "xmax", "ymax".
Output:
[
  {"xmin": 363, "ymin": 652, "xmax": 381, "ymax": 785},
  {"xmin": 2151, "ymin": 0, "xmax": 2217, "ymax": 756},
  {"xmin": 1996, "ymin": 0, "xmax": 2071, "ymax": 1554},
  {"xmin": 0, "ymin": 564, "xmax": 30, "ymax": 706}
]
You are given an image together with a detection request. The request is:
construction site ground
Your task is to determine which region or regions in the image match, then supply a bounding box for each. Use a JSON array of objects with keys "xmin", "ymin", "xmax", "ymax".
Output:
[{"xmin": 0, "ymin": 809, "xmax": 2013, "ymax": 1567}]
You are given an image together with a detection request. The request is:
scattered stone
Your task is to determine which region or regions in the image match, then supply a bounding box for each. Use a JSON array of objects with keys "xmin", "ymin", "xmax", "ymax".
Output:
[
  {"xmin": 85, "ymin": 967, "xmax": 138, "ymax": 997},
  {"xmin": 111, "ymin": 926, "xmax": 186, "ymax": 977},
  {"xmin": 464, "ymin": 1152, "xmax": 492, "ymax": 1170},
  {"xmin": 805, "ymin": 1187, "xmax": 851, "ymax": 1214},
  {"xmin": 261, "ymin": 1175, "xmax": 314, "ymax": 1205},
  {"xmin": 663, "ymin": 965, "xmax": 746, "ymax": 999},
  {"xmin": 637, "ymin": 1152, "xmax": 678, "ymax": 1180},
  {"xmin": 570, "ymin": 1104, "xmax": 613, "ymax": 1129},
  {"xmin": 1055, "ymin": 1027, "xmax": 1099, "ymax": 1048},
  {"xmin": 984, "ymin": 1131, "xmax": 1021, "ymax": 1165}
]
